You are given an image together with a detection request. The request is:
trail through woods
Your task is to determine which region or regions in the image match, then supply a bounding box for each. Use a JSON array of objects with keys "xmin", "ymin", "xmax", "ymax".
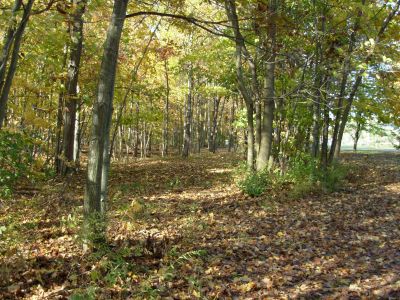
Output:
[{"xmin": 0, "ymin": 152, "xmax": 399, "ymax": 299}]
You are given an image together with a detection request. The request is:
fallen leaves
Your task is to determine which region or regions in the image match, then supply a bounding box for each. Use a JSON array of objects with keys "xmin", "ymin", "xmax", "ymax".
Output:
[{"xmin": 0, "ymin": 152, "xmax": 399, "ymax": 299}]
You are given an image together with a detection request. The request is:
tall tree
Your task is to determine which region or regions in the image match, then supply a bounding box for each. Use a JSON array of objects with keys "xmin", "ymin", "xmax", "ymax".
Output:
[
  {"xmin": 256, "ymin": 0, "xmax": 277, "ymax": 171},
  {"xmin": 182, "ymin": 66, "xmax": 193, "ymax": 158},
  {"xmin": 84, "ymin": 0, "xmax": 129, "ymax": 242},
  {"xmin": 60, "ymin": 0, "xmax": 87, "ymax": 175},
  {"xmin": 225, "ymin": 0, "xmax": 255, "ymax": 169},
  {"xmin": 332, "ymin": 0, "xmax": 400, "ymax": 160},
  {"xmin": 0, "ymin": 0, "xmax": 35, "ymax": 128}
]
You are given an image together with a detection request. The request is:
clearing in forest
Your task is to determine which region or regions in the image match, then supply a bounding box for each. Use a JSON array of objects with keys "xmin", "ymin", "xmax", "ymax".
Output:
[{"xmin": 0, "ymin": 151, "xmax": 399, "ymax": 299}]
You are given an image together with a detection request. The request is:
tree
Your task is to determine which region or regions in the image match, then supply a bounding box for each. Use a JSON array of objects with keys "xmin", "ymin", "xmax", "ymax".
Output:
[
  {"xmin": 84, "ymin": 0, "xmax": 129, "ymax": 243},
  {"xmin": 0, "ymin": 0, "xmax": 35, "ymax": 128},
  {"xmin": 60, "ymin": 0, "xmax": 87, "ymax": 175}
]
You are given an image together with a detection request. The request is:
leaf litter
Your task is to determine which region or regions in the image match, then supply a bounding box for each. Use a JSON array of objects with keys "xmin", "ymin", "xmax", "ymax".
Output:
[{"xmin": 0, "ymin": 152, "xmax": 399, "ymax": 299}]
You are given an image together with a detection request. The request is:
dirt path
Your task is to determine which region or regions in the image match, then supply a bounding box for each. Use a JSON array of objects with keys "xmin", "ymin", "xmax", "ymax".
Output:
[{"xmin": 0, "ymin": 152, "xmax": 399, "ymax": 299}]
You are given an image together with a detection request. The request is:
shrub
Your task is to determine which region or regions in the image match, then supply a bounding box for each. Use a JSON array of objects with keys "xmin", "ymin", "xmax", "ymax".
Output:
[
  {"xmin": 284, "ymin": 152, "xmax": 347, "ymax": 197},
  {"xmin": 320, "ymin": 162, "xmax": 348, "ymax": 192},
  {"xmin": 285, "ymin": 153, "xmax": 318, "ymax": 183},
  {"xmin": 0, "ymin": 131, "xmax": 34, "ymax": 198},
  {"xmin": 236, "ymin": 165, "xmax": 269, "ymax": 197}
]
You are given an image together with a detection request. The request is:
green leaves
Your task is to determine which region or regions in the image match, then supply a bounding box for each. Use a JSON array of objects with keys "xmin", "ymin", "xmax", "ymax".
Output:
[{"xmin": 0, "ymin": 130, "xmax": 34, "ymax": 198}]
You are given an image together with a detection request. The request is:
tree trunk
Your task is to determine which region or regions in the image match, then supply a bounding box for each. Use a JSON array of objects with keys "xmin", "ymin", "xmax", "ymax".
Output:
[
  {"xmin": 73, "ymin": 106, "xmax": 80, "ymax": 162},
  {"xmin": 0, "ymin": 0, "xmax": 22, "ymax": 95},
  {"xmin": 228, "ymin": 98, "xmax": 236, "ymax": 152},
  {"xmin": 329, "ymin": 0, "xmax": 365, "ymax": 162},
  {"xmin": 196, "ymin": 97, "xmax": 203, "ymax": 153},
  {"xmin": 311, "ymin": 2, "xmax": 325, "ymax": 158},
  {"xmin": 61, "ymin": 0, "xmax": 87, "ymax": 175},
  {"xmin": 225, "ymin": 0, "xmax": 255, "ymax": 169},
  {"xmin": 162, "ymin": 59, "xmax": 169, "ymax": 157},
  {"xmin": 182, "ymin": 67, "xmax": 193, "ymax": 158},
  {"xmin": 134, "ymin": 102, "xmax": 139, "ymax": 157},
  {"xmin": 109, "ymin": 22, "xmax": 159, "ymax": 159},
  {"xmin": 333, "ymin": 1, "xmax": 399, "ymax": 159},
  {"xmin": 209, "ymin": 96, "xmax": 220, "ymax": 153},
  {"xmin": 256, "ymin": 0, "xmax": 277, "ymax": 171},
  {"xmin": 320, "ymin": 76, "xmax": 330, "ymax": 169},
  {"xmin": 84, "ymin": 0, "xmax": 128, "ymax": 243},
  {"xmin": 353, "ymin": 121, "xmax": 362, "ymax": 152},
  {"xmin": 55, "ymin": 47, "xmax": 68, "ymax": 173},
  {"xmin": 334, "ymin": 75, "xmax": 362, "ymax": 157},
  {"xmin": 0, "ymin": 0, "xmax": 34, "ymax": 128}
]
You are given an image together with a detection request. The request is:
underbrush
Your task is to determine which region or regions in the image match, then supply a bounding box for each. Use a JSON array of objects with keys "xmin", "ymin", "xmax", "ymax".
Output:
[
  {"xmin": 0, "ymin": 130, "xmax": 53, "ymax": 198},
  {"xmin": 0, "ymin": 131, "xmax": 34, "ymax": 198},
  {"xmin": 69, "ymin": 237, "xmax": 208, "ymax": 299},
  {"xmin": 235, "ymin": 163, "xmax": 269, "ymax": 197},
  {"xmin": 236, "ymin": 153, "xmax": 348, "ymax": 198}
]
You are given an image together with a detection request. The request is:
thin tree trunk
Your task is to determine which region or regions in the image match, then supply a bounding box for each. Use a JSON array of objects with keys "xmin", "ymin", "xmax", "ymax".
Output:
[
  {"xmin": 209, "ymin": 96, "xmax": 220, "ymax": 153},
  {"xmin": 196, "ymin": 97, "xmax": 203, "ymax": 153},
  {"xmin": 228, "ymin": 98, "xmax": 236, "ymax": 152},
  {"xmin": 109, "ymin": 22, "xmax": 160, "ymax": 158},
  {"xmin": 353, "ymin": 121, "xmax": 362, "ymax": 152},
  {"xmin": 162, "ymin": 59, "xmax": 169, "ymax": 157},
  {"xmin": 182, "ymin": 67, "xmax": 193, "ymax": 158},
  {"xmin": 207, "ymin": 98, "xmax": 212, "ymax": 150},
  {"xmin": 329, "ymin": 0, "xmax": 365, "ymax": 162},
  {"xmin": 0, "ymin": 0, "xmax": 35, "ymax": 128},
  {"xmin": 320, "ymin": 76, "xmax": 330, "ymax": 168},
  {"xmin": 0, "ymin": 0, "xmax": 22, "ymax": 94},
  {"xmin": 61, "ymin": 0, "xmax": 87, "ymax": 174},
  {"xmin": 311, "ymin": 2, "xmax": 325, "ymax": 158},
  {"xmin": 55, "ymin": 47, "xmax": 68, "ymax": 172},
  {"xmin": 134, "ymin": 102, "xmax": 139, "ymax": 157},
  {"xmin": 84, "ymin": 0, "xmax": 128, "ymax": 243},
  {"xmin": 334, "ymin": 75, "xmax": 362, "ymax": 157},
  {"xmin": 73, "ymin": 105, "xmax": 80, "ymax": 162},
  {"xmin": 225, "ymin": 0, "xmax": 255, "ymax": 169},
  {"xmin": 333, "ymin": 0, "xmax": 399, "ymax": 160}
]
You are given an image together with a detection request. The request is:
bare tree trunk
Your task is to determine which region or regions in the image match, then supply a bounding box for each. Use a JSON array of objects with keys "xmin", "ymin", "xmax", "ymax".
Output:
[{"xmin": 84, "ymin": 0, "xmax": 128, "ymax": 242}]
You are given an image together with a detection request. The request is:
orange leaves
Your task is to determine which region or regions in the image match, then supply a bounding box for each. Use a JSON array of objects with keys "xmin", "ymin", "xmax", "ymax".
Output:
[{"xmin": 2, "ymin": 152, "xmax": 400, "ymax": 298}]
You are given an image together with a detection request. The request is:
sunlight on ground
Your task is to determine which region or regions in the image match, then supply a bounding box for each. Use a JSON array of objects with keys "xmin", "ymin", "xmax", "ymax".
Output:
[
  {"xmin": 1, "ymin": 152, "xmax": 399, "ymax": 299},
  {"xmin": 207, "ymin": 168, "xmax": 232, "ymax": 174}
]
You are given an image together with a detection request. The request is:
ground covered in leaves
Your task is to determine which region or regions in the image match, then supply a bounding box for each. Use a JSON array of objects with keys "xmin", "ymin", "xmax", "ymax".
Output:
[{"xmin": 0, "ymin": 151, "xmax": 399, "ymax": 299}]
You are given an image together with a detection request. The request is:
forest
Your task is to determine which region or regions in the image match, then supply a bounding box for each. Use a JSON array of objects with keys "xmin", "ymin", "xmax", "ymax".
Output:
[{"xmin": 0, "ymin": 0, "xmax": 399, "ymax": 299}]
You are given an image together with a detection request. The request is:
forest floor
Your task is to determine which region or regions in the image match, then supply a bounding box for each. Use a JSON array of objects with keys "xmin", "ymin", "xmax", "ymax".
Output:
[{"xmin": 0, "ymin": 151, "xmax": 399, "ymax": 299}]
